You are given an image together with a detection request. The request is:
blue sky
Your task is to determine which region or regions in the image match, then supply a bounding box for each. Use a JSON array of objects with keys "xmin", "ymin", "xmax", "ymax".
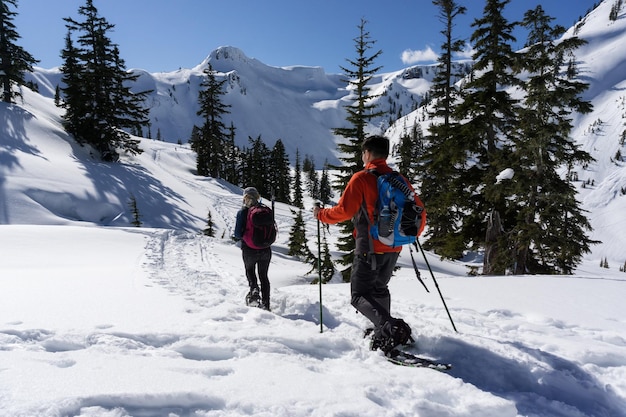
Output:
[{"xmin": 14, "ymin": 0, "xmax": 597, "ymax": 74}]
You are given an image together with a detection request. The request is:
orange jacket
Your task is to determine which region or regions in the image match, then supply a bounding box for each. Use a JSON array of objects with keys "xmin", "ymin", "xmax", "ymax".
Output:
[{"xmin": 317, "ymin": 158, "xmax": 426, "ymax": 254}]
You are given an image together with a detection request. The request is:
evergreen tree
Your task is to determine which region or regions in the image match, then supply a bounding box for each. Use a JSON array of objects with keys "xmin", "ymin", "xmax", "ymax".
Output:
[
  {"xmin": 203, "ymin": 210, "xmax": 215, "ymax": 237},
  {"xmin": 508, "ymin": 5, "xmax": 596, "ymax": 274},
  {"xmin": 61, "ymin": 0, "xmax": 149, "ymax": 161},
  {"xmin": 223, "ymin": 122, "xmax": 240, "ymax": 185},
  {"xmin": 610, "ymin": 0, "xmax": 623, "ymax": 21},
  {"xmin": 110, "ymin": 45, "xmax": 150, "ymax": 145},
  {"xmin": 429, "ymin": 0, "xmax": 467, "ymax": 126},
  {"xmin": 192, "ymin": 63, "xmax": 231, "ymax": 177},
  {"xmin": 333, "ymin": 19, "xmax": 384, "ymax": 182},
  {"xmin": 269, "ymin": 139, "xmax": 291, "ymax": 203},
  {"xmin": 128, "ymin": 194, "xmax": 142, "ymax": 227},
  {"xmin": 308, "ymin": 222, "xmax": 335, "ymax": 284},
  {"xmin": 319, "ymin": 160, "xmax": 334, "ymax": 205},
  {"xmin": 292, "ymin": 149, "xmax": 304, "ymax": 209},
  {"xmin": 241, "ymin": 135, "xmax": 271, "ymax": 195},
  {"xmin": 453, "ymin": 0, "xmax": 519, "ymax": 274},
  {"xmin": 0, "ymin": 0, "xmax": 38, "ymax": 103},
  {"xmin": 288, "ymin": 209, "xmax": 312, "ymax": 259},
  {"xmin": 54, "ymin": 85, "xmax": 61, "ymax": 106},
  {"xmin": 59, "ymin": 32, "xmax": 83, "ymax": 140},
  {"xmin": 302, "ymin": 155, "xmax": 314, "ymax": 173},
  {"xmin": 332, "ymin": 18, "xmax": 384, "ymax": 281},
  {"xmin": 239, "ymin": 145, "xmax": 252, "ymax": 189},
  {"xmin": 396, "ymin": 121, "xmax": 424, "ymax": 183},
  {"xmin": 320, "ymin": 230, "xmax": 336, "ymax": 283},
  {"xmin": 304, "ymin": 155, "xmax": 320, "ymax": 200},
  {"xmin": 421, "ymin": 0, "xmax": 468, "ymax": 259}
]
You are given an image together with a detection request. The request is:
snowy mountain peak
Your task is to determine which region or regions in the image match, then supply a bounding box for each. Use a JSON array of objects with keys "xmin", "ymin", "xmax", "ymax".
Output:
[{"xmin": 195, "ymin": 46, "xmax": 255, "ymax": 72}]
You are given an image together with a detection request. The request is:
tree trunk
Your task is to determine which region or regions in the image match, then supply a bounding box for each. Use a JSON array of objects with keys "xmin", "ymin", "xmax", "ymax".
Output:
[{"xmin": 483, "ymin": 209, "xmax": 503, "ymax": 275}]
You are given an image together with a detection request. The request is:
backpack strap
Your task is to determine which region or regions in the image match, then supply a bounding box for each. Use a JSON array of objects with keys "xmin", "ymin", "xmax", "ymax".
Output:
[
  {"xmin": 360, "ymin": 198, "xmax": 377, "ymax": 270},
  {"xmin": 372, "ymin": 169, "xmax": 417, "ymax": 202},
  {"xmin": 388, "ymin": 174, "xmax": 418, "ymax": 202},
  {"xmin": 361, "ymin": 169, "xmax": 382, "ymax": 270}
]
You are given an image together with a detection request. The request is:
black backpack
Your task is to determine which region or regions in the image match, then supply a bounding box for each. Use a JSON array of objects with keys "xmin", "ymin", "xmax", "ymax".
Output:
[{"xmin": 242, "ymin": 203, "xmax": 277, "ymax": 249}]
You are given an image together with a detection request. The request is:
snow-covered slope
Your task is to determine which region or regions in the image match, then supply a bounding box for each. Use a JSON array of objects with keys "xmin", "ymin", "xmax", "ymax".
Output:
[{"xmin": 562, "ymin": 1, "xmax": 626, "ymax": 262}]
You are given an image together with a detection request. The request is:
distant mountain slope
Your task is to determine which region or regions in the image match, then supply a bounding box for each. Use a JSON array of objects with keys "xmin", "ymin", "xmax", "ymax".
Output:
[{"xmin": 27, "ymin": 45, "xmax": 434, "ymax": 166}]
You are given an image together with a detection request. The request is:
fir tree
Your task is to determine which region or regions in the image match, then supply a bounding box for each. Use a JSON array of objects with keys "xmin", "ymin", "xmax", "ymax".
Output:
[
  {"xmin": 239, "ymin": 145, "xmax": 252, "ymax": 189},
  {"xmin": 0, "ymin": 0, "xmax": 38, "ymax": 103},
  {"xmin": 288, "ymin": 209, "xmax": 312, "ymax": 259},
  {"xmin": 304, "ymin": 156, "xmax": 320, "ymax": 200},
  {"xmin": 223, "ymin": 122, "xmax": 240, "ymax": 185},
  {"xmin": 61, "ymin": 0, "xmax": 149, "ymax": 161},
  {"xmin": 269, "ymin": 139, "xmax": 291, "ymax": 204},
  {"xmin": 59, "ymin": 32, "xmax": 83, "ymax": 141},
  {"xmin": 192, "ymin": 63, "xmax": 231, "ymax": 177},
  {"xmin": 453, "ymin": 0, "xmax": 520, "ymax": 274},
  {"xmin": 241, "ymin": 135, "xmax": 271, "ymax": 195},
  {"xmin": 332, "ymin": 18, "xmax": 384, "ymax": 186},
  {"xmin": 320, "ymin": 231, "xmax": 336, "ymax": 283},
  {"xmin": 421, "ymin": 0, "xmax": 468, "ymax": 259},
  {"xmin": 609, "ymin": 0, "xmax": 623, "ymax": 21},
  {"xmin": 292, "ymin": 149, "xmax": 304, "ymax": 209},
  {"xmin": 203, "ymin": 210, "xmax": 215, "ymax": 237},
  {"xmin": 128, "ymin": 194, "xmax": 142, "ymax": 227},
  {"xmin": 332, "ymin": 18, "xmax": 384, "ymax": 281},
  {"xmin": 396, "ymin": 121, "xmax": 424, "ymax": 183},
  {"xmin": 302, "ymin": 155, "xmax": 314, "ymax": 173},
  {"xmin": 429, "ymin": 0, "xmax": 467, "ymax": 126},
  {"xmin": 309, "ymin": 221, "xmax": 335, "ymax": 284},
  {"xmin": 507, "ymin": 5, "xmax": 596, "ymax": 274},
  {"xmin": 319, "ymin": 160, "xmax": 334, "ymax": 205}
]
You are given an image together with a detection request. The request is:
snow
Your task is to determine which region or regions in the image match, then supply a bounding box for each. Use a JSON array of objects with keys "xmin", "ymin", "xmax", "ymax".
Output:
[
  {"xmin": 495, "ymin": 168, "xmax": 515, "ymax": 184},
  {"xmin": 2, "ymin": 223, "xmax": 624, "ymax": 417},
  {"xmin": 2, "ymin": 222, "xmax": 625, "ymax": 417},
  {"xmin": 2, "ymin": 1, "xmax": 626, "ymax": 416}
]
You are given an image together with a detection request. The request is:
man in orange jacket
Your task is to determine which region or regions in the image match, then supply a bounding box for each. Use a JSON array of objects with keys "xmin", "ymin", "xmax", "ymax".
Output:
[{"xmin": 313, "ymin": 135, "xmax": 426, "ymax": 354}]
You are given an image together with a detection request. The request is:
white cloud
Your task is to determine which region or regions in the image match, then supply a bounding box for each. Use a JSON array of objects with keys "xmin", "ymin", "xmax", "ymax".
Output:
[
  {"xmin": 454, "ymin": 42, "xmax": 476, "ymax": 60},
  {"xmin": 400, "ymin": 46, "xmax": 439, "ymax": 64},
  {"xmin": 401, "ymin": 43, "xmax": 475, "ymax": 65}
]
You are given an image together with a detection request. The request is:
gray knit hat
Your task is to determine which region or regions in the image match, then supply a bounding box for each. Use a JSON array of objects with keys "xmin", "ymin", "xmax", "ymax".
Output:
[{"xmin": 243, "ymin": 187, "xmax": 260, "ymax": 206}]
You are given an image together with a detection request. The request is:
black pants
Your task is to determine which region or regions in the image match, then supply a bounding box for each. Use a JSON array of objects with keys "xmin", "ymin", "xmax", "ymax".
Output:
[
  {"xmin": 242, "ymin": 245, "xmax": 272, "ymax": 305},
  {"xmin": 350, "ymin": 251, "xmax": 400, "ymax": 329}
]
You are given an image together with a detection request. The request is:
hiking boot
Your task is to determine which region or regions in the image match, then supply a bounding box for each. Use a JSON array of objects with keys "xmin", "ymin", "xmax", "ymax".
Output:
[
  {"xmin": 387, "ymin": 318, "xmax": 412, "ymax": 347},
  {"xmin": 245, "ymin": 288, "xmax": 261, "ymax": 307},
  {"xmin": 371, "ymin": 318, "xmax": 412, "ymax": 353}
]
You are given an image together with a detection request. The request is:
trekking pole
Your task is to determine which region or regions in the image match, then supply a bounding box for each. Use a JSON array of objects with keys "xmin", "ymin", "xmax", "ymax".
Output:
[
  {"xmin": 409, "ymin": 244, "xmax": 430, "ymax": 293},
  {"xmin": 315, "ymin": 202, "xmax": 323, "ymax": 333},
  {"xmin": 414, "ymin": 240, "xmax": 458, "ymax": 333}
]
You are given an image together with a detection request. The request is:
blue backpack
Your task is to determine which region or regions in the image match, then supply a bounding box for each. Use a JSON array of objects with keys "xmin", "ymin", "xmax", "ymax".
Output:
[{"xmin": 368, "ymin": 171, "xmax": 424, "ymax": 248}]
